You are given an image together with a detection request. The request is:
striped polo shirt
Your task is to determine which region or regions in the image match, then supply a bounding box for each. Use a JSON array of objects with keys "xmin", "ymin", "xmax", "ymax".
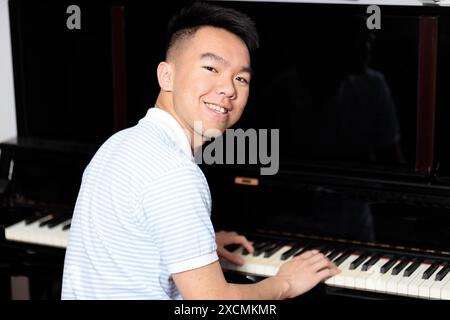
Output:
[{"xmin": 61, "ymin": 107, "xmax": 218, "ymax": 299}]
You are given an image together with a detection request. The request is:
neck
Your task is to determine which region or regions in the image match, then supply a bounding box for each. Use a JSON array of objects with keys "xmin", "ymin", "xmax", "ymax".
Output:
[{"xmin": 155, "ymin": 91, "xmax": 204, "ymax": 154}]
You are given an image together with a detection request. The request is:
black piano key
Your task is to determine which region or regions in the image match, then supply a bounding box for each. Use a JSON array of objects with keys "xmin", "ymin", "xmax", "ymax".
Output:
[
  {"xmin": 392, "ymin": 259, "xmax": 409, "ymax": 275},
  {"xmin": 422, "ymin": 262, "xmax": 441, "ymax": 280},
  {"xmin": 264, "ymin": 242, "xmax": 285, "ymax": 258},
  {"xmin": 24, "ymin": 213, "xmax": 44, "ymax": 225},
  {"xmin": 293, "ymin": 244, "xmax": 314, "ymax": 257},
  {"xmin": 315, "ymin": 244, "xmax": 329, "ymax": 254},
  {"xmin": 403, "ymin": 259, "xmax": 421, "ymax": 277},
  {"xmin": 436, "ymin": 264, "xmax": 450, "ymax": 281},
  {"xmin": 63, "ymin": 223, "xmax": 71, "ymax": 231},
  {"xmin": 224, "ymin": 244, "xmax": 241, "ymax": 253},
  {"xmin": 326, "ymin": 248, "xmax": 341, "ymax": 261},
  {"xmin": 244, "ymin": 241, "xmax": 267, "ymax": 256},
  {"xmin": 380, "ymin": 256, "xmax": 398, "ymax": 274},
  {"xmin": 361, "ymin": 254, "xmax": 381, "ymax": 271},
  {"xmin": 350, "ymin": 252, "xmax": 370, "ymax": 270},
  {"xmin": 333, "ymin": 250, "xmax": 353, "ymax": 267},
  {"xmin": 253, "ymin": 242, "xmax": 273, "ymax": 256},
  {"xmin": 47, "ymin": 216, "xmax": 69, "ymax": 228},
  {"xmin": 280, "ymin": 245, "xmax": 302, "ymax": 260},
  {"xmin": 38, "ymin": 215, "xmax": 53, "ymax": 227}
]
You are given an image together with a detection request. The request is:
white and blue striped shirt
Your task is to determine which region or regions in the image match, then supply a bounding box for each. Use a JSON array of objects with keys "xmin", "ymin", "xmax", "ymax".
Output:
[{"xmin": 61, "ymin": 107, "xmax": 218, "ymax": 300}]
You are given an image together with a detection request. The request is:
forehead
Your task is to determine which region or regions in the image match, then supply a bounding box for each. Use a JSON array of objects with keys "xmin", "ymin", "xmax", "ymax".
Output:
[{"xmin": 180, "ymin": 26, "xmax": 250, "ymax": 66}]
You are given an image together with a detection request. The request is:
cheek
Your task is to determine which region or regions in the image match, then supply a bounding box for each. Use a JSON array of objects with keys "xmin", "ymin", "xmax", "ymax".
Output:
[{"xmin": 235, "ymin": 90, "xmax": 249, "ymax": 110}]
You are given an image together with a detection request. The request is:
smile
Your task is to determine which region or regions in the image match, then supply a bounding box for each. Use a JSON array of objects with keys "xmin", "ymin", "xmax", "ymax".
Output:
[{"xmin": 204, "ymin": 102, "xmax": 228, "ymax": 115}]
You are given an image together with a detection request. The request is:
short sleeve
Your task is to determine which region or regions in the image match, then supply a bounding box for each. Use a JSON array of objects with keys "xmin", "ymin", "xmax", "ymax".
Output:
[{"xmin": 141, "ymin": 165, "xmax": 218, "ymax": 274}]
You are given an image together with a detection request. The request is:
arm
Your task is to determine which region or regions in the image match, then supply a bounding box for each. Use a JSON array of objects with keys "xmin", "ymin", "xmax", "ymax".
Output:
[{"xmin": 172, "ymin": 250, "xmax": 340, "ymax": 300}]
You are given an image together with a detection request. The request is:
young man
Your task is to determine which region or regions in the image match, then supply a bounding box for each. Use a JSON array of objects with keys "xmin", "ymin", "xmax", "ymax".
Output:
[{"xmin": 61, "ymin": 2, "xmax": 339, "ymax": 300}]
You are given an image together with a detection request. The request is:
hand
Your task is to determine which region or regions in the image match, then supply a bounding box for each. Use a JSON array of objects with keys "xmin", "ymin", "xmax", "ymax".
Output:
[
  {"xmin": 215, "ymin": 230, "xmax": 254, "ymax": 266},
  {"xmin": 274, "ymin": 249, "xmax": 341, "ymax": 299}
]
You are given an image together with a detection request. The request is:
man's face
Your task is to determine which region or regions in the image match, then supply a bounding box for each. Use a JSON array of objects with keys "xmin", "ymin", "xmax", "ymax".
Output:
[{"xmin": 170, "ymin": 26, "xmax": 251, "ymax": 141}]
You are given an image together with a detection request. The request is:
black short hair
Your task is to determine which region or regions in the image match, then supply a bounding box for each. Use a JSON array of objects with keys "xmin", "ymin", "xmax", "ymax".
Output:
[{"xmin": 166, "ymin": 1, "xmax": 259, "ymax": 59}]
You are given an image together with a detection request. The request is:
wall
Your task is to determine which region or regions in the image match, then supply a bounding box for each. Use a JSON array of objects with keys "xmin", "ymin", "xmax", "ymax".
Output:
[{"xmin": 0, "ymin": 0, "xmax": 17, "ymax": 143}]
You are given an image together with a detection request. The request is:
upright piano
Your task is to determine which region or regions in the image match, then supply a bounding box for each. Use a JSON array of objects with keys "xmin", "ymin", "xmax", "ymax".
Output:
[{"xmin": 2, "ymin": 0, "xmax": 450, "ymax": 300}]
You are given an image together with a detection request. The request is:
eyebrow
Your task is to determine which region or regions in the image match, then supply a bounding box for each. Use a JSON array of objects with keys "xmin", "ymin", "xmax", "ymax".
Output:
[{"xmin": 200, "ymin": 52, "xmax": 253, "ymax": 75}]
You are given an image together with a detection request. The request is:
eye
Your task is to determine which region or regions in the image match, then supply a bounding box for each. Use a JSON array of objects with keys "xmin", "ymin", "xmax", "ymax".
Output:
[
  {"xmin": 236, "ymin": 76, "xmax": 249, "ymax": 85},
  {"xmin": 203, "ymin": 66, "xmax": 218, "ymax": 73}
]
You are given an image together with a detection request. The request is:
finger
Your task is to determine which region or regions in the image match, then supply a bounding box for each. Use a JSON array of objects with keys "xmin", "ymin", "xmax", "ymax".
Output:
[
  {"xmin": 218, "ymin": 248, "xmax": 244, "ymax": 266},
  {"xmin": 233, "ymin": 235, "xmax": 254, "ymax": 254},
  {"xmin": 315, "ymin": 268, "xmax": 334, "ymax": 282},
  {"xmin": 332, "ymin": 264, "xmax": 341, "ymax": 275},
  {"xmin": 310, "ymin": 258, "xmax": 332, "ymax": 272},
  {"xmin": 293, "ymin": 249, "xmax": 318, "ymax": 261},
  {"xmin": 306, "ymin": 252, "xmax": 326, "ymax": 265},
  {"xmin": 238, "ymin": 236, "xmax": 254, "ymax": 253}
]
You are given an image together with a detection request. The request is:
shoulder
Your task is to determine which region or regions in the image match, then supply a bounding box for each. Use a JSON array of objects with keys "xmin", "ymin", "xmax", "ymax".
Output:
[
  {"xmin": 142, "ymin": 164, "xmax": 208, "ymax": 194},
  {"xmin": 89, "ymin": 120, "xmax": 193, "ymax": 179}
]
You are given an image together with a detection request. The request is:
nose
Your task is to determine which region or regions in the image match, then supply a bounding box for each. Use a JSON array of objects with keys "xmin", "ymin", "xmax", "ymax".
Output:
[{"xmin": 215, "ymin": 75, "xmax": 236, "ymax": 99}]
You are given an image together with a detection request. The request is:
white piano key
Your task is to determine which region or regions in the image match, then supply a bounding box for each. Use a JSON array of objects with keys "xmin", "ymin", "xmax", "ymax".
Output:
[
  {"xmin": 324, "ymin": 250, "xmax": 347, "ymax": 286},
  {"xmin": 5, "ymin": 216, "xmax": 70, "ymax": 248},
  {"xmin": 385, "ymin": 261, "xmax": 413, "ymax": 294},
  {"xmin": 330, "ymin": 254, "xmax": 358, "ymax": 288},
  {"xmin": 364, "ymin": 258, "xmax": 389, "ymax": 291},
  {"xmin": 248, "ymin": 251, "xmax": 269, "ymax": 275},
  {"xmin": 407, "ymin": 263, "xmax": 433, "ymax": 297},
  {"xmin": 351, "ymin": 258, "xmax": 385, "ymax": 291},
  {"xmin": 250, "ymin": 245, "xmax": 300, "ymax": 276},
  {"xmin": 221, "ymin": 244, "xmax": 305, "ymax": 277},
  {"xmin": 397, "ymin": 264, "xmax": 428, "ymax": 296},
  {"xmin": 4, "ymin": 220, "xmax": 27, "ymax": 242},
  {"xmin": 9, "ymin": 216, "xmax": 51, "ymax": 244},
  {"xmin": 430, "ymin": 268, "xmax": 450, "ymax": 299},
  {"xmin": 48, "ymin": 223, "xmax": 69, "ymax": 247},
  {"xmin": 375, "ymin": 258, "xmax": 401, "ymax": 293},
  {"xmin": 417, "ymin": 265, "xmax": 444, "ymax": 299},
  {"xmin": 231, "ymin": 247, "xmax": 266, "ymax": 275},
  {"xmin": 440, "ymin": 278, "xmax": 450, "ymax": 300},
  {"xmin": 262, "ymin": 245, "xmax": 292, "ymax": 276},
  {"xmin": 27, "ymin": 216, "xmax": 54, "ymax": 246},
  {"xmin": 343, "ymin": 255, "xmax": 373, "ymax": 289}
]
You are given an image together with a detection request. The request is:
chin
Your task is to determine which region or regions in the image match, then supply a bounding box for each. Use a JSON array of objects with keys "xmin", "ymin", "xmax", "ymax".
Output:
[{"xmin": 203, "ymin": 127, "xmax": 225, "ymax": 139}]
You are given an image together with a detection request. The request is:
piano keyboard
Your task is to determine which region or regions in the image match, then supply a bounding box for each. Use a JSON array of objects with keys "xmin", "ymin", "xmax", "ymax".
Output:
[
  {"xmin": 5, "ymin": 215, "xmax": 71, "ymax": 248},
  {"xmin": 220, "ymin": 240, "xmax": 450, "ymax": 300}
]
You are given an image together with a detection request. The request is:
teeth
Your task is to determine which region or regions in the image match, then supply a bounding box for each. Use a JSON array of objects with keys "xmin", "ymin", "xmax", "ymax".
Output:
[{"xmin": 205, "ymin": 102, "xmax": 228, "ymax": 114}]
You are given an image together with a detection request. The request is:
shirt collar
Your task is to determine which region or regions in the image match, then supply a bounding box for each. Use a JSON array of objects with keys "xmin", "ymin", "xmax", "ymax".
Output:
[{"xmin": 143, "ymin": 107, "xmax": 194, "ymax": 161}]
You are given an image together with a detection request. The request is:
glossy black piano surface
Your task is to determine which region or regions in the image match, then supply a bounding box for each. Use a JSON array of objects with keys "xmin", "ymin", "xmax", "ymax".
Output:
[{"xmin": 3, "ymin": 0, "xmax": 450, "ymax": 300}]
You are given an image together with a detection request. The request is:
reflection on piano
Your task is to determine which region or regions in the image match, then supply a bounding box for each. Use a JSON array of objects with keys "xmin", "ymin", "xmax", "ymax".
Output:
[{"xmin": 220, "ymin": 234, "xmax": 450, "ymax": 300}]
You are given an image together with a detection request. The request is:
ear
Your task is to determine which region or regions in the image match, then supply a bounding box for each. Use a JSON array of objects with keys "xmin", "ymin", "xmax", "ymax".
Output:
[{"xmin": 157, "ymin": 61, "xmax": 173, "ymax": 92}]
